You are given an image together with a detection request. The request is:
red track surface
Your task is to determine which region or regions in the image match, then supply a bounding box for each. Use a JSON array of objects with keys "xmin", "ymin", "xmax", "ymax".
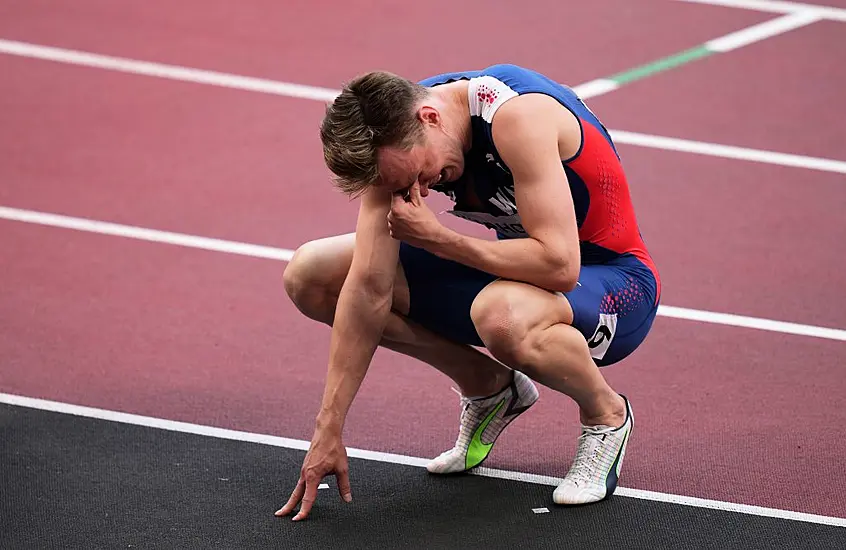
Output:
[
  {"xmin": 2, "ymin": 0, "xmax": 845, "ymax": 519},
  {"xmin": 624, "ymin": 149, "xmax": 846, "ymax": 329},
  {"xmin": 590, "ymin": 21, "xmax": 846, "ymax": 158},
  {"xmin": 0, "ymin": 0, "xmax": 769, "ymax": 87}
]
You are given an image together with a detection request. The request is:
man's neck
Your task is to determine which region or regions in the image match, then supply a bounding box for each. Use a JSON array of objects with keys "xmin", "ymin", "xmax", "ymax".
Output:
[{"xmin": 433, "ymin": 80, "xmax": 473, "ymax": 153}]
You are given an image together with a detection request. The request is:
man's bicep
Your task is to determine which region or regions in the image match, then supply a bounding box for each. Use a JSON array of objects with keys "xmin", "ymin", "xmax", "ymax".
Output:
[
  {"xmin": 512, "ymin": 159, "xmax": 581, "ymax": 275},
  {"xmin": 493, "ymin": 98, "xmax": 580, "ymax": 254},
  {"xmin": 348, "ymin": 187, "xmax": 400, "ymax": 293}
]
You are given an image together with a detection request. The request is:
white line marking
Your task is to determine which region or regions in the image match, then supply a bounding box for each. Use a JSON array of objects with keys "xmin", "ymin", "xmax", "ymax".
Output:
[
  {"xmin": 318, "ymin": 483, "xmax": 329, "ymax": 489},
  {"xmin": 2, "ymin": 39, "xmax": 845, "ymax": 175},
  {"xmin": 673, "ymin": 0, "xmax": 846, "ymax": 21},
  {"xmin": 705, "ymin": 11, "xmax": 822, "ymax": 52},
  {"xmin": 2, "ymin": 205, "xmax": 845, "ymax": 341},
  {"xmin": 609, "ymin": 130, "xmax": 846, "ymax": 174},
  {"xmin": 1, "ymin": 392, "xmax": 844, "ymax": 527},
  {"xmin": 0, "ymin": 206, "xmax": 293, "ymax": 261},
  {"xmin": 0, "ymin": 39, "xmax": 339, "ymax": 102},
  {"xmin": 659, "ymin": 306, "xmax": 846, "ymax": 341},
  {"xmin": 571, "ymin": 78, "xmax": 619, "ymax": 99}
]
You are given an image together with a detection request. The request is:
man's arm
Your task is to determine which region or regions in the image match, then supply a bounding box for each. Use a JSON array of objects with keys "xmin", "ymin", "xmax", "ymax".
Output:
[
  {"xmin": 277, "ymin": 187, "xmax": 398, "ymax": 521},
  {"xmin": 427, "ymin": 93, "xmax": 582, "ymax": 292},
  {"xmin": 316, "ymin": 185, "xmax": 399, "ymax": 432}
]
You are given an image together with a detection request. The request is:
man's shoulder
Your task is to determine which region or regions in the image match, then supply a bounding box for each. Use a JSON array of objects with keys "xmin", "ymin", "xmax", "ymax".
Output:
[
  {"xmin": 418, "ymin": 70, "xmax": 478, "ymax": 87},
  {"xmin": 418, "ymin": 64, "xmax": 543, "ymax": 87}
]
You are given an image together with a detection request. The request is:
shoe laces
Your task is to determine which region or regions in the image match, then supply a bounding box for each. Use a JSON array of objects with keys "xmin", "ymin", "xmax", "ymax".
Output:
[
  {"xmin": 448, "ymin": 386, "xmax": 508, "ymax": 448},
  {"xmin": 450, "ymin": 386, "xmax": 474, "ymax": 412},
  {"xmin": 447, "ymin": 387, "xmax": 477, "ymax": 446},
  {"xmin": 568, "ymin": 425, "xmax": 614, "ymax": 486}
]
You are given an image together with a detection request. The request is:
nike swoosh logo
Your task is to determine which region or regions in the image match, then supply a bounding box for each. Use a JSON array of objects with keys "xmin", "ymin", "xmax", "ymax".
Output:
[{"xmin": 465, "ymin": 398, "xmax": 506, "ymax": 470}]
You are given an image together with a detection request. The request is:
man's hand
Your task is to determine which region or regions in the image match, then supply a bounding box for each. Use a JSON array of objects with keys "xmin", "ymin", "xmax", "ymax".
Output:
[
  {"xmin": 275, "ymin": 424, "xmax": 352, "ymax": 521},
  {"xmin": 387, "ymin": 182, "xmax": 448, "ymax": 249}
]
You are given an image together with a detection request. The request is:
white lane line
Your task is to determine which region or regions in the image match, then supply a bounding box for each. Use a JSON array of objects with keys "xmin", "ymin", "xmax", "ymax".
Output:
[
  {"xmin": 673, "ymin": 0, "xmax": 846, "ymax": 21},
  {"xmin": 571, "ymin": 78, "xmax": 620, "ymax": 99},
  {"xmin": 659, "ymin": 306, "xmax": 846, "ymax": 341},
  {"xmin": 1, "ymin": 392, "xmax": 844, "ymax": 528},
  {"xmin": 0, "ymin": 39, "xmax": 339, "ymax": 102},
  {"xmin": 2, "ymin": 205, "xmax": 845, "ymax": 342},
  {"xmin": 609, "ymin": 130, "xmax": 846, "ymax": 174},
  {"xmin": 2, "ymin": 39, "xmax": 845, "ymax": 175},
  {"xmin": 0, "ymin": 206, "xmax": 294, "ymax": 261},
  {"xmin": 705, "ymin": 10, "xmax": 822, "ymax": 52}
]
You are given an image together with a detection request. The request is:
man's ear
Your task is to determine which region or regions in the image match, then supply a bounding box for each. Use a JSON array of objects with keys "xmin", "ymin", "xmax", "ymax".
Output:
[{"xmin": 417, "ymin": 105, "xmax": 441, "ymax": 127}]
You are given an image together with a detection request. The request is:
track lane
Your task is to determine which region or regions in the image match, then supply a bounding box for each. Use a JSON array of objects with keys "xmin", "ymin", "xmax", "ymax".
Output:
[
  {"xmin": 2, "ymin": 56, "xmax": 845, "ymax": 329},
  {"xmin": 2, "ymin": 221, "xmax": 844, "ymax": 517},
  {"xmin": 589, "ymin": 21, "xmax": 846, "ymax": 159},
  {"xmin": 0, "ymin": 0, "xmax": 771, "ymax": 88}
]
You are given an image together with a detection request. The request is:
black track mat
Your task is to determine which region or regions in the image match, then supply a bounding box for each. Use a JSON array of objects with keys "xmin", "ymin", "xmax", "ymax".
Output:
[{"xmin": 2, "ymin": 403, "xmax": 844, "ymax": 549}]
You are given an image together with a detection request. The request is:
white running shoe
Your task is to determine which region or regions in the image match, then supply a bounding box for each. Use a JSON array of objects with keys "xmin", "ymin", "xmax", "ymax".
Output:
[
  {"xmin": 426, "ymin": 370, "xmax": 539, "ymax": 474},
  {"xmin": 553, "ymin": 395, "xmax": 634, "ymax": 505}
]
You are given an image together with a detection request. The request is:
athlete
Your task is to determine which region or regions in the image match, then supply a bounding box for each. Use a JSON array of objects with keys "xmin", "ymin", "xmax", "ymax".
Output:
[{"xmin": 277, "ymin": 64, "xmax": 660, "ymax": 521}]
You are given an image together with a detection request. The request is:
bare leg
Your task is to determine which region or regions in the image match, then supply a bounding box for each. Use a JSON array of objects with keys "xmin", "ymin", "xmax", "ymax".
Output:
[
  {"xmin": 471, "ymin": 280, "xmax": 626, "ymax": 427},
  {"xmin": 282, "ymin": 234, "xmax": 512, "ymax": 397}
]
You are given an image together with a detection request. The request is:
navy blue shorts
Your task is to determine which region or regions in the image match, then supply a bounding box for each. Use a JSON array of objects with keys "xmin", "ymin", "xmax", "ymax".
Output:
[{"xmin": 398, "ymin": 242, "xmax": 659, "ymax": 367}]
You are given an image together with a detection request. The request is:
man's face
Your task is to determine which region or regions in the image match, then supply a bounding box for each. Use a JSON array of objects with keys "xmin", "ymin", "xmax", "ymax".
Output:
[{"xmin": 376, "ymin": 113, "xmax": 465, "ymax": 198}]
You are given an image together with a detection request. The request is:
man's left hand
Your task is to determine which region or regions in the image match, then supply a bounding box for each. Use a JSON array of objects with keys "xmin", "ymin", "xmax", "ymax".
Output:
[
  {"xmin": 387, "ymin": 182, "xmax": 448, "ymax": 249},
  {"xmin": 275, "ymin": 424, "xmax": 352, "ymax": 521}
]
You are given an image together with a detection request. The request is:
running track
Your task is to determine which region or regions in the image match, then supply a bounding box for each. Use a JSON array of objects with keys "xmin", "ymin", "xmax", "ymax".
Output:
[{"xmin": 1, "ymin": 0, "xmax": 845, "ymax": 524}]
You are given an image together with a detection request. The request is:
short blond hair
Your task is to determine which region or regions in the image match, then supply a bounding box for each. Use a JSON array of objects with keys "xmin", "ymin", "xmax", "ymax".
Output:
[{"xmin": 320, "ymin": 71, "xmax": 428, "ymax": 196}]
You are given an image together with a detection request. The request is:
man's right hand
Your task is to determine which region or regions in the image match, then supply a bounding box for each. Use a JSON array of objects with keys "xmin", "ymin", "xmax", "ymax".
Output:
[
  {"xmin": 275, "ymin": 423, "xmax": 353, "ymax": 521},
  {"xmin": 276, "ymin": 188, "xmax": 395, "ymax": 522}
]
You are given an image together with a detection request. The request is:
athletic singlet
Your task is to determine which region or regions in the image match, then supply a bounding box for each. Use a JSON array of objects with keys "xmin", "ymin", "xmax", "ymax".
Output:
[{"xmin": 419, "ymin": 64, "xmax": 660, "ymax": 295}]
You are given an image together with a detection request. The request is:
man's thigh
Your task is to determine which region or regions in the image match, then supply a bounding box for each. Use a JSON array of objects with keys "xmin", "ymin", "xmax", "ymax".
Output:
[
  {"xmin": 398, "ymin": 242, "xmax": 659, "ymax": 365},
  {"xmin": 561, "ymin": 261, "xmax": 659, "ymax": 366},
  {"xmin": 398, "ymin": 242, "xmax": 499, "ymax": 346},
  {"xmin": 287, "ymin": 232, "xmax": 412, "ymax": 316}
]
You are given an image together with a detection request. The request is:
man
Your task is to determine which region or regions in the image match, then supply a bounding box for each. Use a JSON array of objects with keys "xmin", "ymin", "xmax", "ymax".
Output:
[{"xmin": 277, "ymin": 64, "xmax": 660, "ymax": 521}]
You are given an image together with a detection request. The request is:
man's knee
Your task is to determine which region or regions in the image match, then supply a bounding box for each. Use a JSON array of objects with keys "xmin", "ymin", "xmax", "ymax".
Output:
[
  {"xmin": 470, "ymin": 280, "xmax": 573, "ymax": 369},
  {"xmin": 283, "ymin": 240, "xmax": 347, "ymax": 323},
  {"xmin": 470, "ymin": 282, "xmax": 539, "ymax": 367}
]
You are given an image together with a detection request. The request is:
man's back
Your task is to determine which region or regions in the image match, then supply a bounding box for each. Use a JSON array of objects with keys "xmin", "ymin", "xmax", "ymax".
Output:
[{"xmin": 421, "ymin": 64, "xmax": 658, "ymax": 293}]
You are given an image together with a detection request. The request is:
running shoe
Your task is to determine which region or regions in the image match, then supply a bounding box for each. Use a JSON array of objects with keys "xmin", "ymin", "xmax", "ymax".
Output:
[
  {"xmin": 553, "ymin": 395, "xmax": 634, "ymax": 505},
  {"xmin": 426, "ymin": 370, "xmax": 539, "ymax": 474}
]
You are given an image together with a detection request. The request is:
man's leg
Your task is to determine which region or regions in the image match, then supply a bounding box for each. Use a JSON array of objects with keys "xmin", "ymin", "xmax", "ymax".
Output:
[
  {"xmin": 282, "ymin": 233, "xmax": 513, "ymax": 399},
  {"xmin": 470, "ymin": 278, "xmax": 641, "ymax": 505},
  {"xmin": 283, "ymin": 235, "xmax": 540, "ymax": 474},
  {"xmin": 471, "ymin": 280, "xmax": 625, "ymax": 427}
]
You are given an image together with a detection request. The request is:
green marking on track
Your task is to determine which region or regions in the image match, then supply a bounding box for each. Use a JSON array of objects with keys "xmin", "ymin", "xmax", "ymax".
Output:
[{"xmin": 610, "ymin": 45, "xmax": 713, "ymax": 85}]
